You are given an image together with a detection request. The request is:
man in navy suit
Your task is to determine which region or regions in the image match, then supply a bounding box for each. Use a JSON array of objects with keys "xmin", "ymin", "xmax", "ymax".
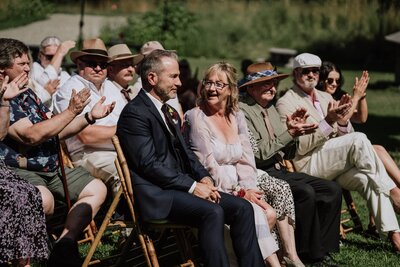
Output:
[{"xmin": 117, "ymin": 49, "xmax": 264, "ymax": 267}]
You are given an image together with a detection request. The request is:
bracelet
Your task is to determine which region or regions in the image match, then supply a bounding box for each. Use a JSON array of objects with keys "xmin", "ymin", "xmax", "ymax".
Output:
[{"xmin": 84, "ymin": 112, "xmax": 96, "ymax": 125}]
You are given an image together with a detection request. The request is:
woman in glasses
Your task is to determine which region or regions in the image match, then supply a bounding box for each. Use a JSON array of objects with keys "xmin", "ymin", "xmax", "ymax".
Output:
[
  {"xmin": 184, "ymin": 62, "xmax": 302, "ymax": 267},
  {"xmin": 317, "ymin": 61, "xmax": 400, "ymax": 193},
  {"xmin": 30, "ymin": 36, "xmax": 75, "ymax": 109}
]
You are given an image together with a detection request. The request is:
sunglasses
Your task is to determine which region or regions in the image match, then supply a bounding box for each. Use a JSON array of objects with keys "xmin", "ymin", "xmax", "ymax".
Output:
[
  {"xmin": 301, "ymin": 68, "xmax": 320, "ymax": 75},
  {"xmin": 81, "ymin": 60, "xmax": 108, "ymax": 69},
  {"xmin": 41, "ymin": 53, "xmax": 54, "ymax": 61},
  {"xmin": 326, "ymin": 78, "xmax": 340, "ymax": 85}
]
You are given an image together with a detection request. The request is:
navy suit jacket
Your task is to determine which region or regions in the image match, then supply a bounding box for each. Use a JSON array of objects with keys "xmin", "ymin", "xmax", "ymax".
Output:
[{"xmin": 117, "ymin": 90, "xmax": 211, "ymax": 221}]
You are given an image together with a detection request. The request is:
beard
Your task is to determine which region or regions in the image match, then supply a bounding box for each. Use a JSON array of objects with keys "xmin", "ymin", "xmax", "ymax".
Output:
[{"xmin": 301, "ymin": 80, "xmax": 317, "ymax": 91}]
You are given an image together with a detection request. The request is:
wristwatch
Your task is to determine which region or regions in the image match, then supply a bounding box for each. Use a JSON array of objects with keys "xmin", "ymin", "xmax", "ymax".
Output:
[{"xmin": 84, "ymin": 112, "xmax": 96, "ymax": 125}]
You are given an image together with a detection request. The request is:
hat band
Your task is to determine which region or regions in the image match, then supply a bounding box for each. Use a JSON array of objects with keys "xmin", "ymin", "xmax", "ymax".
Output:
[
  {"xmin": 82, "ymin": 49, "xmax": 108, "ymax": 56},
  {"xmin": 114, "ymin": 53, "xmax": 133, "ymax": 58},
  {"xmin": 245, "ymin": 70, "xmax": 278, "ymax": 82}
]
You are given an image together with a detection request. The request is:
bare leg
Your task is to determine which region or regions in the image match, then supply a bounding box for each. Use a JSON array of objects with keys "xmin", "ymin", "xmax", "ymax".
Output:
[
  {"xmin": 276, "ymin": 216, "xmax": 304, "ymax": 266},
  {"xmin": 58, "ymin": 179, "xmax": 107, "ymax": 241},
  {"xmin": 374, "ymin": 145, "xmax": 400, "ymax": 187},
  {"xmin": 36, "ymin": 185, "xmax": 55, "ymax": 215},
  {"xmin": 389, "ymin": 231, "xmax": 400, "ymax": 252}
]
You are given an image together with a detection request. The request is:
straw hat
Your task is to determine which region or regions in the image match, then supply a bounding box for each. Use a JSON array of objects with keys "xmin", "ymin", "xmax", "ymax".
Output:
[
  {"xmin": 108, "ymin": 44, "xmax": 144, "ymax": 65},
  {"xmin": 70, "ymin": 38, "xmax": 109, "ymax": 63},
  {"xmin": 239, "ymin": 62, "xmax": 289, "ymax": 89},
  {"xmin": 140, "ymin": 40, "xmax": 175, "ymax": 56}
]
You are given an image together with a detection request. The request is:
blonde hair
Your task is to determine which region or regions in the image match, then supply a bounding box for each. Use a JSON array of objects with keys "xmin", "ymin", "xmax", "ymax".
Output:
[{"xmin": 197, "ymin": 62, "xmax": 239, "ymax": 119}]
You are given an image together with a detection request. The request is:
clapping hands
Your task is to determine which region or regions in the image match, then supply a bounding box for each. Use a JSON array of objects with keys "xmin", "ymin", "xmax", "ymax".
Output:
[
  {"xmin": 286, "ymin": 107, "xmax": 318, "ymax": 137},
  {"xmin": 0, "ymin": 74, "xmax": 29, "ymax": 101},
  {"xmin": 89, "ymin": 96, "xmax": 116, "ymax": 120},
  {"xmin": 352, "ymin": 70, "xmax": 369, "ymax": 101},
  {"xmin": 325, "ymin": 94, "xmax": 352, "ymax": 125}
]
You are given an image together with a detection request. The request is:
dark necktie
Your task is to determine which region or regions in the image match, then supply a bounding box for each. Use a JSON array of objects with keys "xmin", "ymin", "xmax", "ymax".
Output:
[
  {"xmin": 161, "ymin": 104, "xmax": 192, "ymax": 174},
  {"xmin": 121, "ymin": 88, "xmax": 132, "ymax": 102},
  {"xmin": 161, "ymin": 103, "xmax": 181, "ymax": 135}
]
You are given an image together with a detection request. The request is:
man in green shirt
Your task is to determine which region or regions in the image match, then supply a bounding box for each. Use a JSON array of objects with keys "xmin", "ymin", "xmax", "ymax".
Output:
[{"xmin": 239, "ymin": 62, "xmax": 342, "ymax": 267}]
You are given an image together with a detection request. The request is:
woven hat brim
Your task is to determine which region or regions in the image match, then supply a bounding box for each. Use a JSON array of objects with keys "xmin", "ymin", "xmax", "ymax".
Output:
[
  {"xmin": 108, "ymin": 54, "xmax": 144, "ymax": 66},
  {"xmin": 70, "ymin": 51, "xmax": 110, "ymax": 63},
  {"xmin": 239, "ymin": 73, "xmax": 289, "ymax": 89}
]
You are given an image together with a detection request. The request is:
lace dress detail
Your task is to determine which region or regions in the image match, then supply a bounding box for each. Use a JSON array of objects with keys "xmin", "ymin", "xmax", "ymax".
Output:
[{"xmin": 0, "ymin": 159, "xmax": 49, "ymax": 263}]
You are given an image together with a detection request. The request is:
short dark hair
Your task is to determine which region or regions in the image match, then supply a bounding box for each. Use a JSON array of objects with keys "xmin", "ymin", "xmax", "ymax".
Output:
[
  {"xmin": 0, "ymin": 38, "xmax": 29, "ymax": 69},
  {"xmin": 140, "ymin": 49, "xmax": 178, "ymax": 88}
]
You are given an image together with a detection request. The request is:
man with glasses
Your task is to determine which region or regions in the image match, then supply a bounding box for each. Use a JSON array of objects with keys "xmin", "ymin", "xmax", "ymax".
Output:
[
  {"xmin": 53, "ymin": 38, "xmax": 126, "ymax": 195},
  {"xmin": 30, "ymin": 36, "xmax": 75, "ymax": 108},
  {"xmin": 239, "ymin": 62, "xmax": 342, "ymax": 267},
  {"xmin": 276, "ymin": 53, "xmax": 400, "ymax": 253}
]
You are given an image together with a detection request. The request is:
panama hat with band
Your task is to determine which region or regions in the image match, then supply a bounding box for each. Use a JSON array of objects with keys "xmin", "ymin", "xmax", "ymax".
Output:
[
  {"xmin": 70, "ymin": 38, "xmax": 109, "ymax": 63},
  {"xmin": 108, "ymin": 44, "xmax": 144, "ymax": 66},
  {"xmin": 238, "ymin": 62, "xmax": 289, "ymax": 89}
]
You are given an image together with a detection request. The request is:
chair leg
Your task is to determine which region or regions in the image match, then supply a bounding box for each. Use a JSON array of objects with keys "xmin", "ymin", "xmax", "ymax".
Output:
[
  {"xmin": 174, "ymin": 228, "xmax": 195, "ymax": 264},
  {"xmin": 82, "ymin": 186, "xmax": 123, "ymax": 267},
  {"xmin": 342, "ymin": 189, "xmax": 363, "ymax": 232}
]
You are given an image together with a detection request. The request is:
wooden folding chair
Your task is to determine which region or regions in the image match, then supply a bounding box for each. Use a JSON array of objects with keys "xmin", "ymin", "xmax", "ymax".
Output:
[
  {"xmin": 110, "ymin": 135, "xmax": 196, "ymax": 267},
  {"xmin": 59, "ymin": 141, "xmax": 97, "ymax": 244},
  {"xmin": 283, "ymin": 159, "xmax": 363, "ymax": 239}
]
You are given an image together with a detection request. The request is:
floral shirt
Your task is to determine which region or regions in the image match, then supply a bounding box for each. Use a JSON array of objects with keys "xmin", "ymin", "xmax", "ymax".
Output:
[{"xmin": 0, "ymin": 89, "xmax": 59, "ymax": 172}]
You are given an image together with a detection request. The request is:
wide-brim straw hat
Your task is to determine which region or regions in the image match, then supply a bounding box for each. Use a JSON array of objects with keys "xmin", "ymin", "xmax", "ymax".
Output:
[
  {"xmin": 70, "ymin": 38, "xmax": 109, "ymax": 63},
  {"xmin": 238, "ymin": 62, "xmax": 289, "ymax": 89},
  {"xmin": 108, "ymin": 44, "xmax": 144, "ymax": 66}
]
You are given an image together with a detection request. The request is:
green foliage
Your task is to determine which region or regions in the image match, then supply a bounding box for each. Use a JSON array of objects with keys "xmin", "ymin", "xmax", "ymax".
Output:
[
  {"xmin": 101, "ymin": 1, "xmax": 199, "ymax": 55},
  {"xmin": 100, "ymin": 0, "xmax": 400, "ymax": 68},
  {"xmin": 0, "ymin": 0, "xmax": 53, "ymax": 30}
]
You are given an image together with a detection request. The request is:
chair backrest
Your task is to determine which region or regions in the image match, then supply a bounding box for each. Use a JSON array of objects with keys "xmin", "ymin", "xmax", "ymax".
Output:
[
  {"xmin": 60, "ymin": 140, "xmax": 74, "ymax": 169},
  {"xmin": 112, "ymin": 135, "xmax": 137, "ymax": 223}
]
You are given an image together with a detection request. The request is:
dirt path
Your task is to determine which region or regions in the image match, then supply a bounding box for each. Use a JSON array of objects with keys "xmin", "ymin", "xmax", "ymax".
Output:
[{"xmin": 0, "ymin": 13, "xmax": 127, "ymax": 46}]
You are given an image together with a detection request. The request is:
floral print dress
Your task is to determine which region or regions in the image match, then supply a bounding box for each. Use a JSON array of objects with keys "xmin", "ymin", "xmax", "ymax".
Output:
[{"xmin": 0, "ymin": 159, "xmax": 49, "ymax": 263}]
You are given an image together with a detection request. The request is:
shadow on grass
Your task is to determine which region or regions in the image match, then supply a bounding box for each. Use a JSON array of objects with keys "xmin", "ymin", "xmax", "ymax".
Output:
[{"xmin": 353, "ymin": 114, "xmax": 400, "ymax": 151}]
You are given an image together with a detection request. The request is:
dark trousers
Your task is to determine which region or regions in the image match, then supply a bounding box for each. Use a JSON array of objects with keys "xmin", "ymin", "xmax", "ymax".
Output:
[
  {"xmin": 168, "ymin": 190, "xmax": 265, "ymax": 267},
  {"xmin": 265, "ymin": 167, "xmax": 342, "ymax": 262}
]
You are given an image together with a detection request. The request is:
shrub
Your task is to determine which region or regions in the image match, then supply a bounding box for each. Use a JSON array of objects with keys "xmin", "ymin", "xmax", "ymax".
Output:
[{"xmin": 0, "ymin": 0, "xmax": 53, "ymax": 30}]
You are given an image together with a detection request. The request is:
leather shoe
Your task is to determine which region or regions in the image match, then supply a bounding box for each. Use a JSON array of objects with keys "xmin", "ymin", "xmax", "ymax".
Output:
[{"xmin": 47, "ymin": 238, "xmax": 82, "ymax": 267}]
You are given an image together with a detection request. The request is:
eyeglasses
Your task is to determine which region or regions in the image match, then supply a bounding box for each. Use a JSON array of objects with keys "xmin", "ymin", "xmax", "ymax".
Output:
[
  {"xmin": 41, "ymin": 53, "xmax": 54, "ymax": 61},
  {"xmin": 326, "ymin": 78, "xmax": 340, "ymax": 85},
  {"xmin": 301, "ymin": 68, "xmax": 320, "ymax": 75},
  {"xmin": 202, "ymin": 80, "xmax": 229, "ymax": 90},
  {"xmin": 81, "ymin": 60, "xmax": 108, "ymax": 69}
]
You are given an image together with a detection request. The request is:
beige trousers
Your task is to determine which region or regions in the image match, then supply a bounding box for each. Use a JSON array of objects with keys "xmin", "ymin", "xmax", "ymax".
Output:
[{"xmin": 300, "ymin": 132, "xmax": 399, "ymax": 236}]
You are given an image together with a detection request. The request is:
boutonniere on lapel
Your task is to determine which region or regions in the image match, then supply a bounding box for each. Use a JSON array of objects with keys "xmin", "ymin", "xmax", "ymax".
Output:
[{"xmin": 166, "ymin": 105, "xmax": 179, "ymax": 125}]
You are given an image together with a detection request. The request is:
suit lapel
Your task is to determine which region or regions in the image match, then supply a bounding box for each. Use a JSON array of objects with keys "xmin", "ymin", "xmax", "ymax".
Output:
[
  {"xmin": 138, "ymin": 90, "xmax": 171, "ymax": 134},
  {"xmin": 292, "ymin": 85, "xmax": 323, "ymax": 123}
]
